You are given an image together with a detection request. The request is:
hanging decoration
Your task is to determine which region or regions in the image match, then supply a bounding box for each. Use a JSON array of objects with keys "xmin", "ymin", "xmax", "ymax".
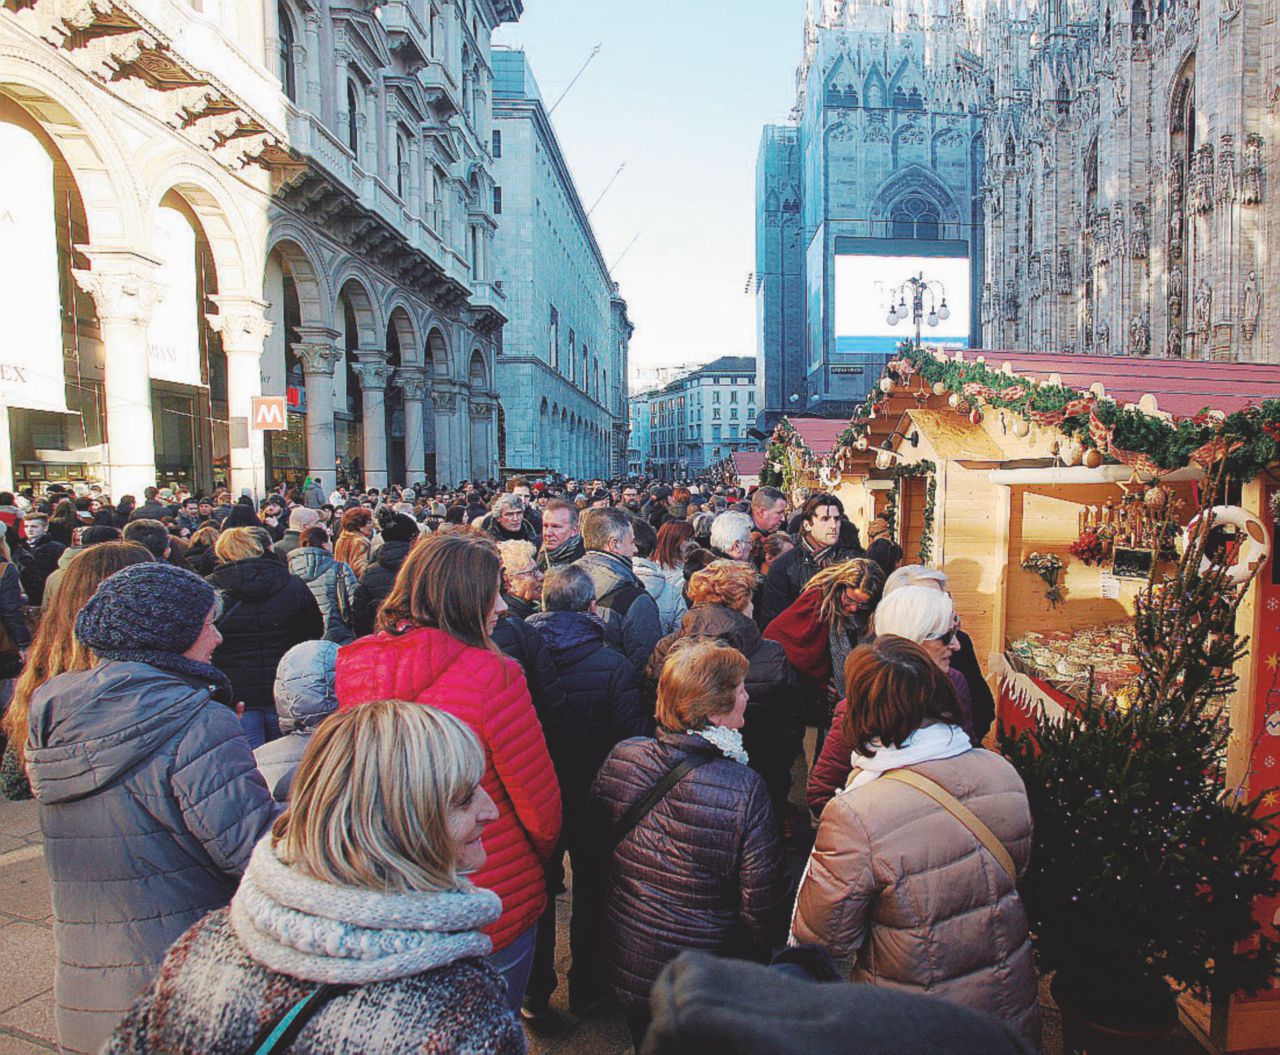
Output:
[
  {"xmin": 882, "ymin": 460, "xmax": 937, "ymax": 565},
  {"xmin": 1022, "ymin": 551, "xmax": 1066, "ymax": 607},
  {"xmin": 1182, "ymin": 505, "xmax": 1272, "ymax": 586}
]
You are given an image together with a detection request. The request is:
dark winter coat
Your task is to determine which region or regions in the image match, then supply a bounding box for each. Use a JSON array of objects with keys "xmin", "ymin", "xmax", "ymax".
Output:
[
  {"xmin": 491, "ymin": 614, "xmax": 571, "ymax": 769},
  {"xmin": 646, "ymin": 605, "xmax": 801, "ymax": 807},
  {"xmin": 288, "ymin": 546, "xmax": 358, "ymax": 644},
  {"xmin": 350, "ymin": 539, "xmax": 413, "ymax": 637},
  {"xmin": 759, "ymin": 540, "xmax": 864, "ymax": 628},
  {"xmin": 526, "ymin": 610, "xmax": 650, "ymax": 836},
  {"xmin": 128, "ymin": 500, "xmax": 171, "ymax": 522},
  {"xmin": 206, "ymin": 557, "xmax": 325, "ymax": 712},
  {"xmin": 25, "ymin": 661, "xmax": 277, "ymax": 1054},
  {"xmin": 575, "ymin": 550, "xmax": 664, "ymax": 675},
  {"xmin": 590, "ymin": 729, "xmax": 787, "ymax": 1009},
  {"xmin": 954, "ymin": 628, "xmax": 996, "ymax": 741},
  {"xmin": 19, "ymin": 535, "xmax": 65, "ymax": 606},
  {"xmin": 183, "ymin": 540, "xmax": 219, "ymax": 578}
]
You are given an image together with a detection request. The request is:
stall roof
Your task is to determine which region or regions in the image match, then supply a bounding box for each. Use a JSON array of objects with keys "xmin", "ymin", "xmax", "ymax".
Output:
[
  {"xmin": 732, "ymin": 451, "xmax": 765, "ymax": 477},
  {"xmin": 904, "ymin": 409, "xmax": 1004, "ymax": 461},
  {"xmin": 788, "ymin": 417, "xmax": 849, "ymax": 455},
  {"xmin": 972, "ymin": 351, "xmax": 1280, "ymax": 418}
]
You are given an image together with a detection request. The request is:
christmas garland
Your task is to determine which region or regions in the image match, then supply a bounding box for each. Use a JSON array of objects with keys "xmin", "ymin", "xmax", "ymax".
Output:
[
  {"xmin": 865, "ymin": 344, "xmax": 1280, "ymax": 481},
  {"xmin": 882, "ymin": 460, "xmax": 937, "ymax": 564},
  {"xmin": 758, "ymin": 418, "xmax": 819, "ymax": 493}
]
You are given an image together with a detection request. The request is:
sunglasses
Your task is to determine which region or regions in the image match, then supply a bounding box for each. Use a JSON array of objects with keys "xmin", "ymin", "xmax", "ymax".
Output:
[{"xmin": 930, "ymin": 628, "xmax": 959, "ymax": 647}]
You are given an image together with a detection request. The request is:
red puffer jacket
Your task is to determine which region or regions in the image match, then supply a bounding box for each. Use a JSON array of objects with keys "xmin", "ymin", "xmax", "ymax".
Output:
[{"xmin": 336, "ymin": 625, "xmax": 561, "ymax": 951}]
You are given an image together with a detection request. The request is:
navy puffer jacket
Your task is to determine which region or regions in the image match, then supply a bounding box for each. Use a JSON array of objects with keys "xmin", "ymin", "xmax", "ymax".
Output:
[
  {"xmin": 589, "ymin": 730, "xmax": 787, "ymax": 1009},
  {"xmin": 526, "ymin": 610, "xmax": 651, "ymax": 836},
  {"xmin": 206, "ymin": 556, "xmax": 325, "ymax": 712},
  {"xmin": 26, "ymin": 661, "xmax": 277, "ymax": 1054}
]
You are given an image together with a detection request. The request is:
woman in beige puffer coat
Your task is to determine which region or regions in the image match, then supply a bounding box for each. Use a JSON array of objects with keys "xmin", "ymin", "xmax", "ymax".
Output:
[{"xmin": 791, "ymin": 636, "xmax": 1041, "ymax": 1051}]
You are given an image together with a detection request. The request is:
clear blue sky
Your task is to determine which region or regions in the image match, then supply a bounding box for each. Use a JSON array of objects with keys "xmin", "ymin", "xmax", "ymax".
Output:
[{"xmin": 494, "ymin": 0, "xmax": 805, "ymax": 381}]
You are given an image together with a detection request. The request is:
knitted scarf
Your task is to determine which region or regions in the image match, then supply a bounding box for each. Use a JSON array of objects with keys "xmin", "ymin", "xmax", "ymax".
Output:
[
  {"xmin": 230, "ymin": 838, "xmax": 502, "ymax": 985},
  {"xmin": 95, "ymin": 650, "xmax": 233, "ymax": 706},
  {"xmin": 844, "ymin": 723, "xmax": 973, "ymax": 791}
]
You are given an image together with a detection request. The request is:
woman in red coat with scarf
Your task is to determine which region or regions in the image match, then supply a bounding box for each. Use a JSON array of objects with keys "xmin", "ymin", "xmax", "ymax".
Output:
[{"xmin": 336, "ymin": 531, "xmax": 561, "ymax": 1011}]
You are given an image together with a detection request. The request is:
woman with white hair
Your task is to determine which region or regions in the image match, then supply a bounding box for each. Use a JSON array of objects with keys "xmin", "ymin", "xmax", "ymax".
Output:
[
  {"xmin": 882, "ymin": 565, "xmax": 995, "ymax": 741},
  {"xmin": 807, "ymin": 584, "xmax": 976, "ymax": 815}
]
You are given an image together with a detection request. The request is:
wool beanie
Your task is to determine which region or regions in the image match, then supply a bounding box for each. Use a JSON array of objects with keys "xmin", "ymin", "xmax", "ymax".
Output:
[
  {"xmin": 75, "ymin": 561, "xmax": 217, "ymax": 658},
  {"xmin": 381, "ymin": 513, "xmax": 419, "ymax": 543}
]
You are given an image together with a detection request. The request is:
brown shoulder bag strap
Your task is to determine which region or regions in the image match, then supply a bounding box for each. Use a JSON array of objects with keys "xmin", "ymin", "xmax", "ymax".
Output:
[{"xmin": 881, "ymin": 769, "xmax": 1017, "ymax": 883}]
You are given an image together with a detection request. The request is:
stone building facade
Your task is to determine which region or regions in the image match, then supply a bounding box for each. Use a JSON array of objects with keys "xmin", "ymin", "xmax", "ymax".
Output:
[
  {"xmin": 757, "ymin": 0, "xmax": 985, "ymax": 422},
  {"xmin": 644, "ymin": 356, "xmax": 757, "ymax": 480},
  {"xmin": 490, "ymin": 47, "xmax": 631, "ymax": 478},
  {"xmin": 0, "ymin": 0, "xmax": 518, "ymax": 499},
  {"xmin": 984, "ymin": 0, "xmax": 1277, "ymax": 363}
]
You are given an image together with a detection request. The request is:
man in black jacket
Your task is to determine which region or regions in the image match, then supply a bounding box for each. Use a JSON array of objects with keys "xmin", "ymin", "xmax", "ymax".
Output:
[
  {"xmin": 349, "ymin": 513, "xmax": 418, "ymax": 636},
  {"xmin": 759, "ymin": 493, "xmax": 863, "ymax": 628},
  {"xmin": 523, "ymin": 565, "xmax": 650, "ymax": 1028},
  {"xmin": 18, "ymin": 514, "xmax": 64, "ymax": 606}
]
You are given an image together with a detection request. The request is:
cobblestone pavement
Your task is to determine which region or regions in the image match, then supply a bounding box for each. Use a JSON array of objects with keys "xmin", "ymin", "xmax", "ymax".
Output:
[{"xmin": 0, "ymin": 793, "xmax": 1205, "ymax": 1055}]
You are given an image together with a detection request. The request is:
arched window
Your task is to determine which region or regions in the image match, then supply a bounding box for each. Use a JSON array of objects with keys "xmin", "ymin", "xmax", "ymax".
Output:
[
  {"xmin": 346, "ymin": 78, "xmax": 360, "ymax": 156},
  {"xmin": 890, "ymin": 196, "xmax": 941, "ymax": 240},
  {"xmin": 396, "ymin": 131, "xmax": 408, "ymax": 198},
  {"xmin": 277, "ymin": 2, "xmax": 298, "ymax": 102}
]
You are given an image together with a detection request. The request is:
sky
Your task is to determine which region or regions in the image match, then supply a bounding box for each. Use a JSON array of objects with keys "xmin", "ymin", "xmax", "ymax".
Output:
[{"xmin": 493, "ymin": 0, "xmax": 806, "ymax": 382}]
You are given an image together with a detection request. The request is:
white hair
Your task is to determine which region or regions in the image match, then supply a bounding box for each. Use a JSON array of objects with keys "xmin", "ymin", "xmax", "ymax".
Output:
[
  {"xmin": 883, "ymin": 564, "xmax": 949, "ymax": 596},
  {"xmin": 873, "ymin": 585, "xmax": 955, "ymax": 643},
  {"xmin": 492, "ymin": 494, "xmax": 525, "ymax": 516},
  {"xmin": 709, "ymin": 510, "xmax": 753, "ymax": 554}
]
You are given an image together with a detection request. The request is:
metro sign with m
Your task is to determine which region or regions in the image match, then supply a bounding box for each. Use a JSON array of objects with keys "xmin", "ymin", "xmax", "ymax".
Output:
[{"xmin": 252, "ymin": 396, "xmax": 288, "ymax": 431}]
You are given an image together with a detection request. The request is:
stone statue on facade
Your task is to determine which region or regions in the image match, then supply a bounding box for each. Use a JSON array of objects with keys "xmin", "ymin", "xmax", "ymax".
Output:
[
  {"xmin": 1168, "ymin": 265, "xmax": 1184, "ymax": 319},
  {"xmin": 1130, "ymin": 202, "xmax": 1149, "ymax": 258},
  {"xmin": 1242, "ymin": 133, "xmax": 1264, "ymax": 204},
  {"xmin": 1167, "ymin": 325, "xmax": 1182, "ymax": 358},
  {"xmin": 1193, "ymin": 279, "xmax": 1213, "ymax": 335},
  {"xmin": 1057, "ymin": 247, "xmax": 1072, "ymax": 293},
  {"xmin": 1168, "ymin": 197, "xmax": 1184, "ymax": 260},
  {"xmin": 1029, "ymin": 253, "xmax": 1042, "ymax": 297},
  {"xmin": 981, "ymin": 282, "xmax": 995, "ymax": 327},
  {"xmin": 1094, "ymin": 210, "xmax": 1110, "ymax": 264},
  {"xmin": 1190, "ymin": 144, "xmax": 1215, "ymax": 214},
  {"xmin": 1003, "ymin": 278, "xmax": 1019, "ymax": 321},
  {"xmin": 1217, "ymin": 134, "xmax": 1237, "ymax": 204},
  {"xmin": 1111, "ymin": 207, "xmax": 1126, "ymax": 257},
  {"xmin": 1096, "ymin": 319, "xmax": 1110, "ymax": 355},
  {"xmin": 1242, "ymin": 270, "xmax": 1262, "ymax": 340},
  {"xmin": 1129, "ymin": 314, "xmax": 1150, "ymax": 355}
]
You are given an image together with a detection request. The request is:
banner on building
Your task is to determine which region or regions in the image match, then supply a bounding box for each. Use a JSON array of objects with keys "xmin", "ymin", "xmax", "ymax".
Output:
[
  {"xmin": 0, "ymin": 122, "xmax": 72, "ymax": 414},
  {"xmin": 147, "ymin": 206, "xmax": 203, "ymax": 387}
]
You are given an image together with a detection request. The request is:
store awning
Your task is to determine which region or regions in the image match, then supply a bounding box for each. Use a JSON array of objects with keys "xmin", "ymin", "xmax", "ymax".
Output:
[
  {"xmin": 786, "ymin": 417, "xmax": 850, "ymax": 456},
  {"xmin": 732, "ymin": 451, "xmax": 765, "ymax": 478}
]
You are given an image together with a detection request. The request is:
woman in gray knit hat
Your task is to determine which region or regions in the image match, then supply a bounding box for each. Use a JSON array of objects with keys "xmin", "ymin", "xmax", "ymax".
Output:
[{"xmin": 24, "ymin": 561, "xmax": 277, "ymax": 1055}]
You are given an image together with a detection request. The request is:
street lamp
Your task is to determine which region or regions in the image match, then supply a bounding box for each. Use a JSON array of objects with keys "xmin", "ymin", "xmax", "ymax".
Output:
[{"xmin": 886, "ymin": 272, "xmax": 949, "ymax": 353}]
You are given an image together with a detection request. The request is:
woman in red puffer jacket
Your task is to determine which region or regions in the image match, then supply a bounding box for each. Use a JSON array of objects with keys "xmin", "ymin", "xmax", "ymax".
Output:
[{"xmin": 336, "ymin": 531, "xmax": 561, "ymax": 1012}]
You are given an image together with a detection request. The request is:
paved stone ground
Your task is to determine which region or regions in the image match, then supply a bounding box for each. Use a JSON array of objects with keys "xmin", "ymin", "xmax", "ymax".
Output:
[{"xmin": 0, "ymin": 793, "xmax": 1205, "ymax": 1055}]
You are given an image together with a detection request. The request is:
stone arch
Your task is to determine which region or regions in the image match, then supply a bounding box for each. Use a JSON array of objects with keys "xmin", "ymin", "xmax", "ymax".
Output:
[
  {"xmin": 863, "ymin": 65, "xmax": 887, "ymax": 109},
  {"xmin": 265, "ymin": 228, "xmax": 328, "ymax": 325},
  {"xmin": 0, "ymin": 52, "xmax": 138, "ymax": 244},
  {"xmin": 468, "ymin": 347, "xmax": 488, "ymax": 391},
  {"xmin": 334, "ymin": 270, "xmax": 382, "ymax": 349},
  {"xmin": 425, "ymin": 325, "xmax": 451, "ymax": 379},
  {"xmin": 386, "ymin": 306, "xmax": 418, "ymax": 367},
  {"xmin": 145, "ymin": 165, "xmax": 258, "ymax": 297},
  {"xmin": 869, "ymin": 165, "xmax": 961, "ymax": 228}
]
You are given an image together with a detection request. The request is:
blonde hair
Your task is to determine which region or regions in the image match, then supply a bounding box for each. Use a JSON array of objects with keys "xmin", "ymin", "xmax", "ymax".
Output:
[
  {"xmin": 655, "ymin": 638, "xmax": 749, "ymax": 733},
  {"xmin": 804, "ymin": 557, "xmax": 886, "ymax": 626},
  {"xmin": 687, "ymin": 559, "xmax": 758, "ymax": 612},
  {"xmin": 273, "ymin": 700, "xmax": 485, "ymax": 893},
  {"xmin": 214, "ymin": 526, "xmax": 266, "ymax": 563},
  {"xmin": 3, "ymin": 542, "xmax": 153, "ymax": 767}
]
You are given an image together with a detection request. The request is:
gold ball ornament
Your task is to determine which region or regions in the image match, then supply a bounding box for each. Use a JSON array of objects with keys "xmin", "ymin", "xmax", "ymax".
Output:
[
  {"xmin": 1143, "ymin": 485, "xmax": 1170, "ymax": 513},
  {"xmin": 1012, "ymin": 417, "xmax": 1031, "ymax": 438},
  {"xmin": 1083, "ymin": 447, "xmax": 1104, "ymax": 469},
  {"xmin": 1061, "ymin": 441, "xmax": 1083, "ymax": 467},
  {"xmin": 879, "ymin": 377, "xmax": 894, "ymax": 394},
  {"xmin": 947, "ymin": 392, "xmax": 961, "ymax": 408},
  {"xmin": 933, "ymin": 381, "xmax": 947, "ymax": 396}
]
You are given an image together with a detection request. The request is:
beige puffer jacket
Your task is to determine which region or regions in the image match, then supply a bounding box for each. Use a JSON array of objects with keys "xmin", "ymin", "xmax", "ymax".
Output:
[{"xmin": 791, "ymin": 749, "xmax": 1041, "ymax": 1051}]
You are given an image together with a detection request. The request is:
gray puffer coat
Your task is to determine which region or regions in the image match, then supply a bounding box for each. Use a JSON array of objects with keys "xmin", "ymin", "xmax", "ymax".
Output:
[
  {"xmin": 254, "ymin": 639, "xmax": 339, "ymax": 800},
  {"xmin": 288, "ymin": 546, "xmax": 358, "ymax": 644},
  {"xmin": 26, "ymin": 661, "xmax": 277, "ymax": 1055},
  {"xmin": 574, "ymin": 550, "xmax": 664, "ymax": 675}
]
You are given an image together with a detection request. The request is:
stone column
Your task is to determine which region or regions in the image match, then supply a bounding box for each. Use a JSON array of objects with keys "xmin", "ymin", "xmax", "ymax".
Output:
[
  {"xmin": 469, "ymin": 397, "xmax": 494, "ymax": 481},
  {"xmin": 292, "ymin": 327, "xmax": 342, "ymax": 483},
  {"xmin": 397, "ymin": 368, "xmax": 427, "ymax": 484},
  {"xmin": 208, "ymin": 295, "xmax": 271, "ymax": 498},
  {"xmin": 351, "ymin": 352, "xmax": 393, "ymax": 491},
  {"xmin": 431, "ymin": 384, "xmax": 464, "ymax": 485},
  {"xmin": 73, "ymin": 250, "xmax": 163, "ymax": 499}
]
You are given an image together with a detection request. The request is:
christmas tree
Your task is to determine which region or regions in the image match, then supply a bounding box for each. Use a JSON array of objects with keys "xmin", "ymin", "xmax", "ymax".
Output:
[{"xmin": 1000, "ymin": 466, "xmax": 1280, "ymax": 1025}]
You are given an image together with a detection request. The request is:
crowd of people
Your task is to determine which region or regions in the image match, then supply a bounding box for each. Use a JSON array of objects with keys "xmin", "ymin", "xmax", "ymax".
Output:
[{"xmin": 0, "ymin": 473, "xmax": 1037, "ymax": 1054}]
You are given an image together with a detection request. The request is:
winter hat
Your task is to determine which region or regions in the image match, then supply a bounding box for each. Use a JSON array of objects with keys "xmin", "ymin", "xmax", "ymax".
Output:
[
  {"xmin": 868, "ymin": 517, "xmax": 891, "ymax": 541},
  {"xmin": 381, "ymin": 513, "xmax": 419, "ymax": 543},
  {"xmin": 289, "ymin": 506, "xmax": 321, "ymax": 531},
  {"xmin": 273, "ymin": 640, "xmax": 339, "ymax": 733},
  {"xmin": 75, "ymin": 561, "xmax": 217, "ymax": 658}
]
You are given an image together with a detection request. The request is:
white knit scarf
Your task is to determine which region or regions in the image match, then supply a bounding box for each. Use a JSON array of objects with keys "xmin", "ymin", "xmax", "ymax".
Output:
[
  {"xmin": 230, "ymin": 837, "xmax": 502, "ymax": 984},
  {"xmin": 695, "ymin": 725, "xmax": 749, "ymax": 765},
  {"xmin": 843, "ymin": 722, "xmax": 972, "ymax": 792}
]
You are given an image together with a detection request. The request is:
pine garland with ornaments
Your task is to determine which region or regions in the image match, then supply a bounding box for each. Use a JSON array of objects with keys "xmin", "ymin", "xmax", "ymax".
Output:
[
  {"xmin": 860, "ymin": 342, "xmax": 1280, "ymax": 480},
  {"xmin": 999, "ymin": 463, "xmax": 1280, "ymax": 1023}
]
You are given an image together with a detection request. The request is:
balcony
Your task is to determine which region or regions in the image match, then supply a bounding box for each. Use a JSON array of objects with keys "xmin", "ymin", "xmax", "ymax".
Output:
[
  {"xmin": 378, "ymin": 0, "xmax": 430, "ymax": 70},
  {"xmin": 469, "ymin": 281, "xmax": 508, "ymax": 334},
  {"xmin": 422, "ymin": 58, "xmax": 461, "ymax": 118}
]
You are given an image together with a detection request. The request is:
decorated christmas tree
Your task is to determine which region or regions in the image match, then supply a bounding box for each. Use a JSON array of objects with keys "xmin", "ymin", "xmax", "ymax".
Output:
[{"xmin": 1000, "ymin": 466, "xmax": 1280, "ymax": 1026}]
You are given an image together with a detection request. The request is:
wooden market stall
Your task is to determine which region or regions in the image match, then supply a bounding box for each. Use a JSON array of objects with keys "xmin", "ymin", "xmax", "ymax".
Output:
[{"xmin": 860, "ymin": 349, "xmax": 1280, "ymax": 1054}]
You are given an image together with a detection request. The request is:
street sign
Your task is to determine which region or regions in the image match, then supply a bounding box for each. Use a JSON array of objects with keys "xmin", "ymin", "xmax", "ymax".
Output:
[{"xmin": 252, "ymin": 396, "xmax": 287, "ymax": 431}]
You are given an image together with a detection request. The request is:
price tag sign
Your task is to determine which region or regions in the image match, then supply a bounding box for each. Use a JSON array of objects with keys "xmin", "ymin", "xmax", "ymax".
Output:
[{"xmin": 1099, "ymin": 572, "xmax": 1121, "ymax": 599}]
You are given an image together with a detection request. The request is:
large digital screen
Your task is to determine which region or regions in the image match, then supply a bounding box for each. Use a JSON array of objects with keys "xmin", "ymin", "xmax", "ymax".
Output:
[{"xmin": 834, "ymin": 254, "xmax": 971, "ymax": 355}]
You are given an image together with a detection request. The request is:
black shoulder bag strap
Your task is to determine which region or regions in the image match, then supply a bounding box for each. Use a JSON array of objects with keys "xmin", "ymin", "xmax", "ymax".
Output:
[
  {"xmin": 608, "ymin": 754, "xmax": 713, "ymax": 855},
  {"xmin": 246, "ymin": 982, "xmax": 355, "ymax": 1055}
]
